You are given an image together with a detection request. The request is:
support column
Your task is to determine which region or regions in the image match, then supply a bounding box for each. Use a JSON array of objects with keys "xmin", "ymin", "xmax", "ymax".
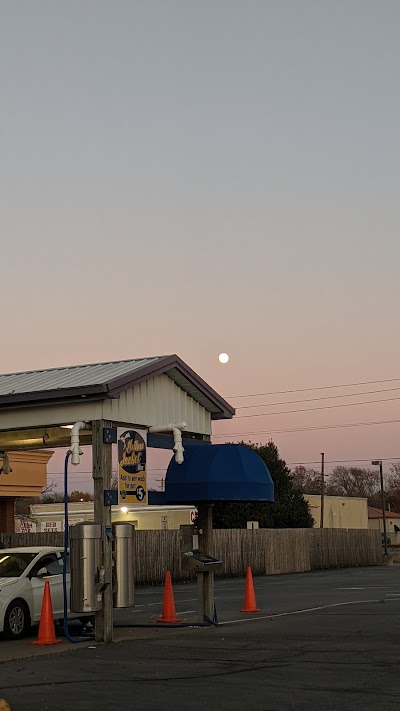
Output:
[
  {"xmin": 197, "ymin": 503, "xmax": 214, "ymax": 622},
  {"xmin": 92, "ymin": 420, "xmax": 113, "ymax": 643}
]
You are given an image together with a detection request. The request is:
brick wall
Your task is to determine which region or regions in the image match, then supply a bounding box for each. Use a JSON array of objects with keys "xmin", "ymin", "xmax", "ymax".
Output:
[{"xmin": 0, "ymin": 497, "xmax": 15, "ymax": 533}]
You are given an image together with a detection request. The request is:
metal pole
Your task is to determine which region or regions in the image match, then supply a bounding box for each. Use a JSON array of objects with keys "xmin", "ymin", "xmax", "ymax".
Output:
[
  {"xmin": 320, "ymin": 452, "xmax": 325, "ymax": 528},
  {"xmin": 380, "ymin": 462, "xmax": 388, "ymax": 556}
]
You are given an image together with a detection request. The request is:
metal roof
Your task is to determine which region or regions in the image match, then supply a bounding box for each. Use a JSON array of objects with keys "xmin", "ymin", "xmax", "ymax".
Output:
[
  {"xmin": 0, "ymin": 355, "xmax": 235, "ymax": 420},
  {"xmin": 368, "ymin": 506, "xmax": 400, "ymax": 519},
  {"xmin": 0, "ymin": 357, "xmax": 163, "ymax": 396}
]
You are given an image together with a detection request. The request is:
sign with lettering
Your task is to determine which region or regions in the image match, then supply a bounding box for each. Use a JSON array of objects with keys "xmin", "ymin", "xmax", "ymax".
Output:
[
  {"xmin": 117, "ymin": 428, "xmax": 147, "ymax": 506},
  {"xmin": 43, "ymin": 520, "xmax": 62, "ymax": 533},
  {"xmin": 18, "ymin": 521, "xmax": 37, "ymax": 534}
]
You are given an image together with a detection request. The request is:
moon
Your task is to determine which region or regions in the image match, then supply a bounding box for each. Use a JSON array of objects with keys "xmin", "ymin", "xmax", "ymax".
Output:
[{"xmin": 218, "ymin": 353, "xmax": 229, "ymax": 364}]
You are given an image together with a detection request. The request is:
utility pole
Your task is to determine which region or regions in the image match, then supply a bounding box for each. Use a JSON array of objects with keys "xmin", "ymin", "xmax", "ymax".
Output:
[
  {"xmin": 320, "ymin": 452, "xmax": 325, "ymax": 528},
  {"xmin": 93, "ymin": 420, "xmax": 113, "ymax": 643},
  {"xmin": 196, "ymin": 503, "xmax": 214, "ymax": 622},
  {"xmin": 372, "ymin": 460, "xmax": 388, "ymax": 556}
]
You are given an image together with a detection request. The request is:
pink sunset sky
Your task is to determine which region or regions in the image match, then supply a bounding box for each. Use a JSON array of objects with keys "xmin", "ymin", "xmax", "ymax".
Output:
[{"xmin": 1, "ymin": 1, "xmax": 400, "ymax": 491}]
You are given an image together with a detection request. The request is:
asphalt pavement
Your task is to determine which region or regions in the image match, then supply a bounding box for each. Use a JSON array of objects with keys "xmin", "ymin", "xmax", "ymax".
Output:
[{"xmin": 1, "ymin": 566, "xmax": 400, "ymax": 710}]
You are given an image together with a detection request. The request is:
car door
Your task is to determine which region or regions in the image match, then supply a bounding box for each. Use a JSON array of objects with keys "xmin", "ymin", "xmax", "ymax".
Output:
[
  {"xmin": 43, "ymin": 553, "xmax": 68, "ymax": 619},
  {"xmin": 30, "ymin": 553, "xmax": 65, "ymax": 622}
]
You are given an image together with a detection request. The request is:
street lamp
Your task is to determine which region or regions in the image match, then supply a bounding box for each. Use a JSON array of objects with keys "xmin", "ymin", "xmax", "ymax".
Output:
[{"xmin": 371, "ymin": 460, "xmax": 388, "ymax": 556}]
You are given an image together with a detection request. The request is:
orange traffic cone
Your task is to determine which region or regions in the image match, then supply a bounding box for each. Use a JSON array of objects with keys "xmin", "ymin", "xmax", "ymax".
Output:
[
  {"xmin": 241, "ymin": 567, "xmax": 260, "ymax": 613},
  {"xmin": 32, "ymin": 580, "xmax": 62, "ymax": 645},
  {"xmin": 157, "ymin": 571, "xmax": 182, "ymax": 623}
]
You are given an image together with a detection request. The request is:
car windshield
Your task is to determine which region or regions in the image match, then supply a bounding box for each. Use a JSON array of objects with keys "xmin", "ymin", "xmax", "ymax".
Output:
[{"xmin": 0, "ymin": 552, "xmax": 38, "ymax": 578}]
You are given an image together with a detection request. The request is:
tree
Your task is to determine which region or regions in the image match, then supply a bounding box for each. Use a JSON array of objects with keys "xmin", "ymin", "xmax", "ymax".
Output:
[
  {"xmin": 14, "ymin": 496, "xmax": 37, "ymax": 523},
  {"xmin": 387, "ymin": 462, "xmax": 400, "ymax": 490},
  {"xmin": 212, "ymin": 441, "xmax": 314, "ymax": 529},
  {"xmin": 15, "ymin": 482, "xmax": 94, "ymax": 527},
  {"xmin": 382, "ymin": 463, "xmax": 400, "ymax": 512},
  {"xmin": 291, "ymin": 466, "xmax": 323, "ymax": 494},
  {"xmin": 328, "ymin": 466, "xmax": 379, "ymax": 501},
  {"xmin": 15, "ymin": 480, "xmax": 59, "ymax": 523},
  {"xmin": 41, "ymin": 492, "xmax": 65, "ymax": 504},
  {"xmin": 69, "ymin": 490, "xmax": 93, "ymax": 502}
]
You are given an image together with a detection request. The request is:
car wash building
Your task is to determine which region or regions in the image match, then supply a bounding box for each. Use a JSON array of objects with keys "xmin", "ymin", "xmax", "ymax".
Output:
[{"xmin": 0, "ymin": 355, "xmax": 274, "ymax": 642}]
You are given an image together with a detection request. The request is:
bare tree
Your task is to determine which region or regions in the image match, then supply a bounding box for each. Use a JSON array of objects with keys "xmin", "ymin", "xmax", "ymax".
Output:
[
  {"xmin": 291, "ymin": 466, "xmax": 322, "ymax": 494},
  {"xmin": 15, "ymin": 480, "xmax": 59, "ymax": 524},
  {"xmin": 382, "ymin": 463, "xmax": 400, "ymax": 512},
  {"xmin": 328, "ymin": 466, "xmax": 379, "ymax": 501},
  {"xmin": 69, "ymin": 490, "xmax": 93, "ymax": 502}
]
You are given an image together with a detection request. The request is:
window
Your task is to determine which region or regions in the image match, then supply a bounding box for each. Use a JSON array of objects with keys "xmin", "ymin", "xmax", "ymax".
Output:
[
  {"xmin": 0, "ymin": 553, "xmax": 37, "ymax": 578},
  {"xmin": 29, "ymin": 554, "xmax": 58, "ymax": 577},
  {"xmin": 46, "ymin": 554, "xmax": 69, "ymax": 575}
]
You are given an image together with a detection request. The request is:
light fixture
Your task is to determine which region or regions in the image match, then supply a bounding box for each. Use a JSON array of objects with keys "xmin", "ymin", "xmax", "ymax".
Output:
[
  {"xmin": 61, "ymin": 425, "xmax": 74, "ymax": 429},
  {"xmin": 120, "ymin": 506, "xmax": 128, "ymax": 514}
]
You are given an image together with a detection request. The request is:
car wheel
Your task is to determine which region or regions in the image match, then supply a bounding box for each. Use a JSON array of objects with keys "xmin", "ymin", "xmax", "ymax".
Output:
[{"xmin": 4, "ymin": 599, "xmax": 30, "ymax": 640}]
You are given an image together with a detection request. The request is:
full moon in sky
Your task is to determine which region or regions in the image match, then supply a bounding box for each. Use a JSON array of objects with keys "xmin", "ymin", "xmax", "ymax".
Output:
[{"xmin": 218, "ymin": 353, "xmax": 230, "ymax": 364}]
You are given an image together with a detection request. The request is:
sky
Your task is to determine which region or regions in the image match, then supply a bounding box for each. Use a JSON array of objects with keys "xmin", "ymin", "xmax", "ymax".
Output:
[{"xmin": 1, "ymin": 0, "xmax": 400, "ymax": 491}]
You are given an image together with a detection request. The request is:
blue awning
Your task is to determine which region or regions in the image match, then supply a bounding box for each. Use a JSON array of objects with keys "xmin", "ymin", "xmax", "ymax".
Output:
[{"xmin": 164, "ymin": 444, "xmax": 274, "ymax": 504}]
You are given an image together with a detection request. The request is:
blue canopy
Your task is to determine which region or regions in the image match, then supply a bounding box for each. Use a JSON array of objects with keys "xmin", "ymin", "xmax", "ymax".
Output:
[{"xmin": 164, "ymin": 444, "xmax": 274, "ymax": 503}]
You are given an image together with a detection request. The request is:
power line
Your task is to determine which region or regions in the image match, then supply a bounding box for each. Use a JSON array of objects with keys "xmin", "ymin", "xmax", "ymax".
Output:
[
  {"xmin": 236, "ymin": 386, "xmax": 400, "ymax": 410},
  {"xmin": 228, "ymin": 376, "xmax": 400, "ymax": 399},
  {"xmin": 288, "ymin": 457, "xmax": 400, "ymax": 466},
  {"xmin": 234, "ymin": 395, "xmax": 400, "ymax": 419},
  {"xmin": 211, "ymin": 416, "xmax": 400, "ymax": 438}
]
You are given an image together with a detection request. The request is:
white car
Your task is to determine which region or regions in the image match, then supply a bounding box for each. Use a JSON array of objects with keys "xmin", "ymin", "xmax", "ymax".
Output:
[{"xmin": 0, "ymin": 546, "xmax": 89, "ymax": 640}]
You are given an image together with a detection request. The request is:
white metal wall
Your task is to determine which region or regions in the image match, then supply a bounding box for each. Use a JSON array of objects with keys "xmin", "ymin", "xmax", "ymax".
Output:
[
  {"xmin": 102, "ymin": 374, "xmax": 212, "ymax": 434},
  {"xmin": 0, "ymin": 374, "xmax": 212, "ymax": 435}
]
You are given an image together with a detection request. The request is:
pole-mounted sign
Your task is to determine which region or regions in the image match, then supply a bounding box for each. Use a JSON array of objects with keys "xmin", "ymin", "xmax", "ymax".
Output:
[{"xmin": 117, "ymin": 428, "xmax": 148, "ymax": 505}]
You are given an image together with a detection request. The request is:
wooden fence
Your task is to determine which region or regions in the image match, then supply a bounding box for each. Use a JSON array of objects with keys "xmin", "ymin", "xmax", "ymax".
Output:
[{"xmin": 0, "ymin": 528, "xmax": 383, "ymax": 586}]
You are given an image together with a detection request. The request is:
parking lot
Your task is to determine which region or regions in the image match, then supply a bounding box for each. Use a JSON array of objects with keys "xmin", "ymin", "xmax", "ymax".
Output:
[{"xmin": 1, "ymin": 566, "xmax": 400, "ymax": 710}]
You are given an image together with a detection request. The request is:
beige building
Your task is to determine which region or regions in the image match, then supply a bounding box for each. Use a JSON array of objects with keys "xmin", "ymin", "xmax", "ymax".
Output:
[
  {"xmin": 20, "ymin": 495, "xmax": 371, "ymax": 533},
  {"xmin": 1, "ymin": 450, "xmax": 54, "ymax": 533},
  {"xmin": 16, "ymin": 501, "xmax": 197, "ymax": 533},
  {"xmin": 305, "ymin": 494, "xmax": 368, "ymax": 529}
]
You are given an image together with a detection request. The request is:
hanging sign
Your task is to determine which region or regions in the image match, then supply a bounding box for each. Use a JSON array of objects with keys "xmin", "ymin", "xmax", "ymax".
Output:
[{"xmin": 117, "ymin": 428, "xmax": 147, "ymax": 505}]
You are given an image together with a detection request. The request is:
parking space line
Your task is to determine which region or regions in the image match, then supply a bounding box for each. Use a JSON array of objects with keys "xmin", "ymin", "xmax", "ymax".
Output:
[{"xmin": 218, "ymin": 598, "xmax": 383, "ymax": 625}]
